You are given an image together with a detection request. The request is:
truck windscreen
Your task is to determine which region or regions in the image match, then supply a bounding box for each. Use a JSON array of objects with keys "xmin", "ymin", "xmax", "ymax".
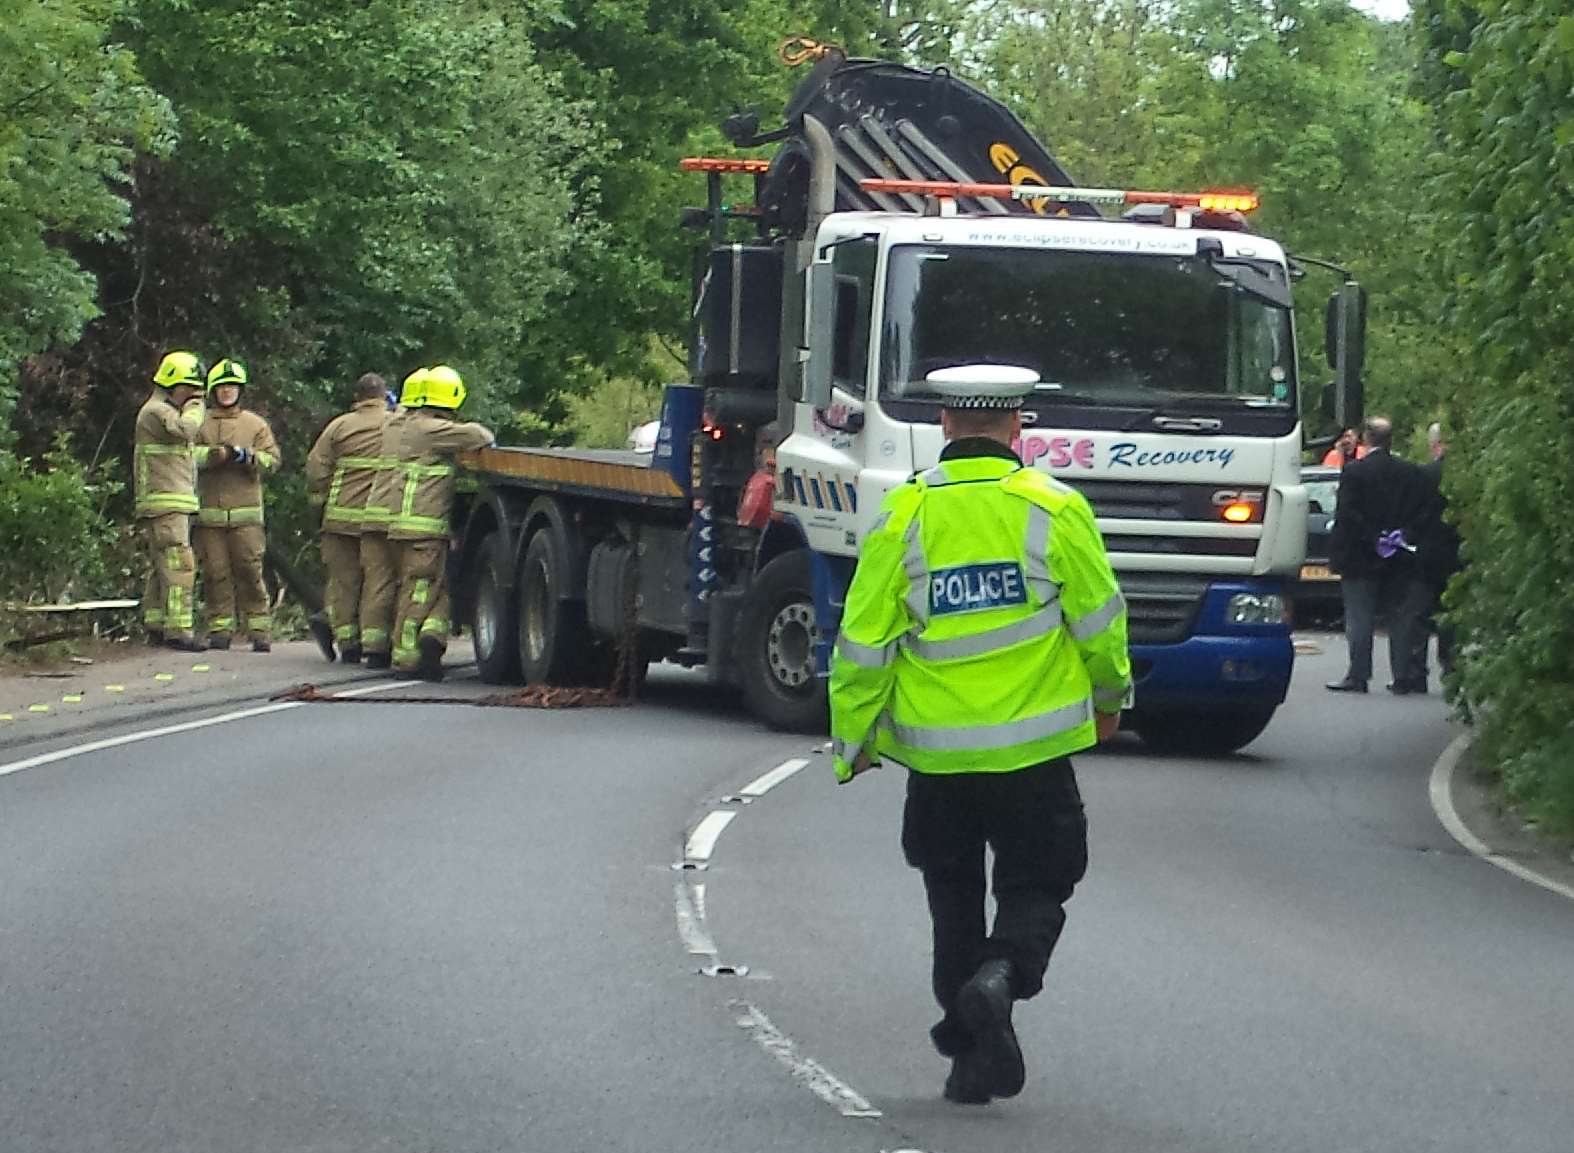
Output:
[{"xmin": 880, "ymin": 244, "xmax": 1295, "ymax": 414}]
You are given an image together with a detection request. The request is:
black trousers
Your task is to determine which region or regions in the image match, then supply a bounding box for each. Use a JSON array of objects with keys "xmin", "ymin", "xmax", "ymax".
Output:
[
  {"xmin": 901, "ymin": 757, "xmax": 1088, "ymax": 1057},
  {"xmin": 1341, "ymin": 572, "xmax": 1428, "ymax": 685}
]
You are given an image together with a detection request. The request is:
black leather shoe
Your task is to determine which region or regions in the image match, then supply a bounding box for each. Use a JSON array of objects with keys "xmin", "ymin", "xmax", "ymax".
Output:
[
  {"xmin": 957, "ymin": 959, "xmax": 1024, "ymax": 1099},
  {"xmin": 1388, "ymin": 679, "xmax": 1427, "ymax": 695},
  {"xmin": 1326, "ymin": 677, "xmax": 1368, "ymax": 693},
  {"xmin": 943, "ymin": 1054, "xmax": 992, "ymax": 1105}
]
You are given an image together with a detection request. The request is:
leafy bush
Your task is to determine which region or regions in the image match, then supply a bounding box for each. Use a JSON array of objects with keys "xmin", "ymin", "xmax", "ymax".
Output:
[
  {"xmin": 0, "ymin": 442, "xmax": 130, "ymax": 605},
  {"xmin": 1420, "ymin": 0, "xmax": 1574, "ymax": 834}
]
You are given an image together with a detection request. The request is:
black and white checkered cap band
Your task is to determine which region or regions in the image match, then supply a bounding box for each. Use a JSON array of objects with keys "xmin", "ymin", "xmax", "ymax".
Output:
[{"xmin": 939, "ymin": 393, "xmax": 1027, "ymax": 410}]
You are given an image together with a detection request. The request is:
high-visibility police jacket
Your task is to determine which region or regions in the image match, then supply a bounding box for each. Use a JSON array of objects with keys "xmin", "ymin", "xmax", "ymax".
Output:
[
  {"xmin": 383, "ymin": 411, "xmax": 494, "ymax": 542},
  {"xmin": 306, "ymin": 399, "xmax": 389, "ymax": 536},
  {"xmin": 196, "ymin": 407, "xmax": 279, "ymax": 527},
  {"xmin": 830, "ymin": 440, "xmax": 1132, "ymax": 782},
  {"xmin": 133, "ymin": 393, "xmax": 206, "ymax": 519}
]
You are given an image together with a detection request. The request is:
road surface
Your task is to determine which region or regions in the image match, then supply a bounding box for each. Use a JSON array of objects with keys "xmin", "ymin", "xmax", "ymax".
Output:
[{"xmin": 2, "ymin": 637, "xmax": 1570, "ymax": 1152}]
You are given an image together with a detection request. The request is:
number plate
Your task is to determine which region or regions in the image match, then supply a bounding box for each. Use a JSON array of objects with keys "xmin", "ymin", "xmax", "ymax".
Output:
[{"xmin": 1299, "ymin": 563, "xmax": 1336, "ymax": 582}]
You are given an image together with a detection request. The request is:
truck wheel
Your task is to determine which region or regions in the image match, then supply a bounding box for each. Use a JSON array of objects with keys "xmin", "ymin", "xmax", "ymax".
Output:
[
  {"xmin": 738, "ymin": 551, "xmax": 827, "ymax": 733},
  {"xmin": 1129, "ymin": 705, "xmax": 1277, "ymax": 755},
  {"xmin": 472, "ymin": 533, "xmax": 520, "ymax": 684},
  {"xmin": 517, "ymin": 527, "xmax": 594, "ymax": 685}
]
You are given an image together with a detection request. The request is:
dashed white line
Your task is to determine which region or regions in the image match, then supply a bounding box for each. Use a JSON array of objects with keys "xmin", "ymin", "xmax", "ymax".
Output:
[
  {"xmin": 732, "ymin": 1001, "xmax": 882, "ymax": 1118},
  {"xmin": 1428, "ymin": 733, "xmax": 1574, "ymax": 904},
  {"xmin": 685, "ymin": 810, "xmax": 736, "ymax": 862},
  {"xmin": 741, "ymin": 757, "xmax": 810, "ymax": 798},
  {"xmin": 0, "ymin": 679, "xmax": 405, "ymax": 780},
  {"xmin": 674, "ymin": 880, "xmax": 717, "ymax": 956}
]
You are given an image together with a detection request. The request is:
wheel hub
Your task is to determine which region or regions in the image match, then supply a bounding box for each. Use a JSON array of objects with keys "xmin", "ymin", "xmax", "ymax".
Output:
[{"xmin": 766, "ymin": 601, "xmax": 815, "ymax": 691}]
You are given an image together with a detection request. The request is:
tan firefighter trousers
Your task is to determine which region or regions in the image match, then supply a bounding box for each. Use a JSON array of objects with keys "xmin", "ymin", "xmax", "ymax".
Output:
[
  {"xmin": 139, "ymin": 513, "xmax": 197, "ymax": 641},
  {"xmin": 358, "ymin": 533, "xmax": 399, "ymax": 656},
  {"xmin": 194, "ymin": 523, "xmax": 271, "ymax": 641},
  {"xmin": 392, "ymin": 539, "xmax": 450, "ymax": 671}
]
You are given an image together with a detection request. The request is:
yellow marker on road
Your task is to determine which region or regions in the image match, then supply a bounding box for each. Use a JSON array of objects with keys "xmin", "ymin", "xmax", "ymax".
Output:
[
  {"xmin": 62, "ymin": 694, "xmax": 83, "ymax": 704},
  {"xmin": 154, "ymin": 673, "xmax": 175, "ymax": 683},
  {"xmin": 192, "ymin": 664, "xmax": 211, "ymax": 673},
  {"xmin": 28, "ymin": 704, "xmax": 50, "ymax": 713},
  {"xmin": 105, "ymin": 684, "xmax": 125, "ymax": 693},
  {"xmin": 1, "ymin": 714, "xmax": 14, "ymax": 722}
]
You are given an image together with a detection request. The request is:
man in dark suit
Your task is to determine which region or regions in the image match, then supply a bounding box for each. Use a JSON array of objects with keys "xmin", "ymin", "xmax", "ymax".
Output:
[
  {"xmin": 1408, "ymin": 423, "xmax": 1462, "ymax": 680},
  {"xmin": 1326, "ymin": 417, "xmax": 1431, "ymax": 693}
]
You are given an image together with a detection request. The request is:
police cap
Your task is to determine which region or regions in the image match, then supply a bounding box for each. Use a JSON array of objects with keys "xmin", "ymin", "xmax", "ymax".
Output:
[{"xmin": 925, "ymin": 364, "xmax": 1040, "ymax": 410}]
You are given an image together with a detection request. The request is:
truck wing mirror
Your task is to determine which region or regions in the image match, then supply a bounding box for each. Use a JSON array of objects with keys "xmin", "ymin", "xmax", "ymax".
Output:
[{"xmin": 803, "ymin": 258, "xmax": 835, "ymax": 411}]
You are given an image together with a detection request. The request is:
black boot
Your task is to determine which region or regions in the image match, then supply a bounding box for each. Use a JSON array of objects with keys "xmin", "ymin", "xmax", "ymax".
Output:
[
  {"xmin": 943, "ymin": 1053, "xmax": 992, "ymax": 1105},
  {"xmin": 252, "ymin": 638, "xmax": 272, "ymax": 653},
  {"xmin": 416, "ymin": 635, "xmax": 445, "ymax": 683},
  {"xmin": 365, "ymin": 652, "xmax": 392, "ymax": 671},
  {"xmin": 166, "ymin": 635, "xmax": 206, "ymax": 653},
  {"xmin": 144, "ymin": 630, "xmax": 164, "ymax": 647},
  {"xmin": 957, "ymin": 959, "xmax": 1024, "ymax": 1099},
  {"xmin": 207, "ymin": 635, "xmax": 232, "ymax": 651},
  {"xmin": 340, "ymin": 645, "xmax": 363, "ymax": 665}
]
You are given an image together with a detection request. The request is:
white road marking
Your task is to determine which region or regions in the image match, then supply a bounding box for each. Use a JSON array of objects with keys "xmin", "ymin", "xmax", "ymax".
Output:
[
  {"xmin": 1428, "ymin": 732, "xmax": 1574, "ymax": 904},
  {"xmin": 0, "ymin": 680, "xmax": 404, "ymax": 780},
  {"xmin": 674, "ymin": 880, "xmax": 717, "ymax": 956},
  {"xmin": 732, "ymin": 1001, "xmax": 882, "ymax": 1119},
  {"xmin": 741, "ymin": 757, "xmax": 810, "ymax": 798},
  {"xmin": 685, "ymin": 810, "xmax": 736, "ymax": 862}
]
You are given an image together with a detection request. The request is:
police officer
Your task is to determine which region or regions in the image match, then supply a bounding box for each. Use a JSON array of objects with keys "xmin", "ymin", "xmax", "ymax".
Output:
[{"xmin": 829, "ymin": 365, "xmax": 1131, "ymax": 1105}]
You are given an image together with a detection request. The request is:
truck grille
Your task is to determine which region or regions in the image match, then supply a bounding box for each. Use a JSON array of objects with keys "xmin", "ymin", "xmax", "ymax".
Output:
[
  {"xmin": 1069, "ymin": 479, "xmax": 1263, "ymax": 525},
  {"xmin": 1118, "ymin": 573, "xmax": 1211, "ymax": 645}
]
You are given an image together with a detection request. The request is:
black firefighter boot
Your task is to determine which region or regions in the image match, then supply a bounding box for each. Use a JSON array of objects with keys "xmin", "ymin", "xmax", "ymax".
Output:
[
  {"xmin": 416, "ymin": 634, "xmax": 445, "ymax": 683},
  {"xmin": 957, "ymin": 959, "xmax": 1025, "ymax": 1099},
  {"xmin": 942, "ymin": 1053, "xmax": 992, "ymax": 1105},
  {"xmin": 308, "ymin": 613, "xmax": 336, "ymax": 662}
]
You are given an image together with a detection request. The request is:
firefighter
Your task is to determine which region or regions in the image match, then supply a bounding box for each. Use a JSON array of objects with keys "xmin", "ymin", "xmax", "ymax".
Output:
[
  {"xmin": 358, "ymin": 367, "xmax": 429, "ymax": 670},
  {"xmin": 829, "ymin": 366, "xmax": 1131, "ymax": 1105},
  {"xmin": 305, "ymin": 373, "xmax": 391, "ymax": 663},
  {"xmin": 194, "ymin": 357, "xmax": 280, "ymax": 651},
  {"xmin": 385, "ymin": 365, "xmax": 493, "ymax": 680},
  {"xmin": 134, "ymin": 351, "xmax": 210, "ymax": 651}
]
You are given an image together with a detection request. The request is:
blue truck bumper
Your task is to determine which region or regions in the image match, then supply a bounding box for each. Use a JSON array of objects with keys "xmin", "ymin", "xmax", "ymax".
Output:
[{"xmin": 1130, "ymin": 581, "xmax": 1294, "ymax": 709}]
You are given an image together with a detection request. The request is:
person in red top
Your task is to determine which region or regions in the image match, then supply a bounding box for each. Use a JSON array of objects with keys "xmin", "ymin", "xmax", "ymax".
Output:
[
  {"xmin": 1321, "ymin": 427, "xmax": 1368, "ymax": 468},
  {"xmin": 738, "ymin": 422, "xmax": 779, "ymax": 530}
]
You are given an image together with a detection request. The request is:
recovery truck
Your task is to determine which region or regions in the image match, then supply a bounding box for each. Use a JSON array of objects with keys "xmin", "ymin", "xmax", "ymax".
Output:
[{"xmin": 450, "ymin": 49, "xmax": 1367, "ymax": 753}]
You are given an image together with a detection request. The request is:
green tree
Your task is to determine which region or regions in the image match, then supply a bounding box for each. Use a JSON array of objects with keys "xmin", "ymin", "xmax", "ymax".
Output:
[
  {"xmin": 1418, "ymin": 0, "xmax": 1574, "ymax": 833},
  {"xmin": 0, "ymin": 0, "xmax": 173, "ymax": 439}
]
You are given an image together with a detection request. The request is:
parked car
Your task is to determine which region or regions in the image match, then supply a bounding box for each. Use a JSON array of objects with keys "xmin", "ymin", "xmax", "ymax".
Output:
[{"xmin": 1293, "ymin": 465, "xmax": 1343, "ymax": 626}]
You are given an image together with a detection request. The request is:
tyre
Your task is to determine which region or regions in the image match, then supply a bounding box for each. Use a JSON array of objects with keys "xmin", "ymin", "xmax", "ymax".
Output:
[
  {"xmin": 738, "ymin": 550, "xmax": 828, "ymax": 733},
  {"xmin": 472, "ymin": 533, "xmax": 520, "ymax": 684},
  {"xmin": 1128, "ymin": 704, "xmax": 1277, "ymax": 755},
  {"xmin": 517, "ymin": 527, "xmax": 595, "ymax": 685}
]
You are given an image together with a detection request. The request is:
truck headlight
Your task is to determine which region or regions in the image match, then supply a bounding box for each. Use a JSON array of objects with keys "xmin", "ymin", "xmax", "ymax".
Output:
[{"xmin": 1227, "ymin": 592, "xmax": 1286, "ymax": 626}]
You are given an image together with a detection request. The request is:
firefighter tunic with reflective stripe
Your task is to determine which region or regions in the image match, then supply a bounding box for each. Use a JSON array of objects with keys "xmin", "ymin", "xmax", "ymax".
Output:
[
  {"xmin": 133, "ymin": 394, "xmax": 206, "ymax": 517},
  {"xmin": 197, "ymin": 408, "xmax": 280, "ymax": 526},
  {"xmin": 830, "ymin": 441, "xmax": 1132, "ymax": 782},
  {"xmin": 306, "ymin": 398, "xmax": 390, "ymax": 536},
  {"xmin": 383, "ymin": 411, "xmax": 494, "ymax": 541}
]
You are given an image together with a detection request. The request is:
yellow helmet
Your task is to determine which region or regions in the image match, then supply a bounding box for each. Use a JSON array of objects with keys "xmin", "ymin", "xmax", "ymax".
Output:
[
  {"xmin": 423, "ymin": 364, "xmax": 466, "ymax": 410},
  {"xmin": 207, "ymin": 357, "xmax": 249, "ymax": 392},
  {"xmin": 152, "ymin": 350, "xmax": 206, "ymax": 389},
  {"xmin": 399, "ymin": 367, "xmax": 429, "ymax": 409}
]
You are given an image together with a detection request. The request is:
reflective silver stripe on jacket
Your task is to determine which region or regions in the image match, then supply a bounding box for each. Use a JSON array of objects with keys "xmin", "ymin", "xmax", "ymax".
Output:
[
  {"xmin": 1023, "ymin": 504, "xmax": 1058, "ymax": 602},
  {"xmin": 902, "ymin": 516, "xmax": 929, "ymax": 627},
  {"xmin": 831, "ymin": 736, "xmax": 873, "ymax": 761},
  {"xmin": 903, "ymin": 601, "xmax": 1064, "ymax": 661},
  {"xmin": 919, "ymin": 465, "xmax": 949, "ymax": 487},
  {"xmin": 1067, "ymin": 590, "xmax": 1126, "ymax": 641},
  {"xmin": 1094, "ymin": 681, "xmax": 1134, "ymax": 709},
  {"xmin": 836, "ymin": 635, "xmax": 896, "ymax": 669},
  {"xmin": 890, "ymin": 698, "xmax": 1093, "ymax": 751}
]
